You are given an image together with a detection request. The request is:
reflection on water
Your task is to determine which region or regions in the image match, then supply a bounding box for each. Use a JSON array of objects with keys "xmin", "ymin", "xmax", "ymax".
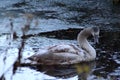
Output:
[{"xmin": 29, "ymin": 61, "xmax": 96, "ymax": 80}]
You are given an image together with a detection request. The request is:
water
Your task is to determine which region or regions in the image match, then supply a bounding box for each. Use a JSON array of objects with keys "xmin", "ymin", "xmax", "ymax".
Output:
[{"xmin": 0, "ymin": 0, "xmax": 120, "ymax": 80}]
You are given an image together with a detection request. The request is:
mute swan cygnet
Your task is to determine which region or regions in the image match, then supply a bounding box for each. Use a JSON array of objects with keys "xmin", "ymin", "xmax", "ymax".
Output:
[{"xmin": 28, "ymin": 27, "xmax": 100, "ymax": 65}]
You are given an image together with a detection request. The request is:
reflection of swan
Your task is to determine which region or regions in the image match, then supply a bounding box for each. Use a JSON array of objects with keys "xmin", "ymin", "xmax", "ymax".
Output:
[
  {"xmin": 75, "ymin": 61, "xmax": 96, "ymax": 80},
  {"xmin": 29, "ymin": 61, "xmax": 96, "ymax": 79},
  {"xmin": 28, "ymin": 27, "xmax": 99, "ymax": 65}
]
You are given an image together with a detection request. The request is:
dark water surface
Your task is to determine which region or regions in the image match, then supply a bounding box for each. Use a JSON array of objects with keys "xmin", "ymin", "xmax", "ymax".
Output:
[{"xmin": 0, "ymin": 0, "xmax": 120, "ymax": 80}]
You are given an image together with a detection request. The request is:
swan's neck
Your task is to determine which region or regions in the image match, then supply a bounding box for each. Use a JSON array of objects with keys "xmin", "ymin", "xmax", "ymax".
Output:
[{"xmin": 77, "ymin": 29, "xmax": 96, "ymax": 59}]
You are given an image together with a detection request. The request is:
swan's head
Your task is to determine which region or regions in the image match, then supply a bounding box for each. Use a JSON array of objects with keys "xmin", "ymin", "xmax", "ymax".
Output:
[{"xmin": 91, "ymin": 27, "xmax": 100, "ymax": 44}]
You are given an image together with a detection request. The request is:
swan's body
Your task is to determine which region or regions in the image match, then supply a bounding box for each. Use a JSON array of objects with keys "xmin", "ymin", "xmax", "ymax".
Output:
[{"xmin": 28, "ymin": 27, "xmax": 99, "ymax": 65}]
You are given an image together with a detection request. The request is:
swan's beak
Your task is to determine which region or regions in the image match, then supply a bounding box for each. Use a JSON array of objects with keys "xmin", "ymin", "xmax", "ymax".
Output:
[{"xmin": 94, "ymin": 35, "xmax": 99, "ymax": 44}]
